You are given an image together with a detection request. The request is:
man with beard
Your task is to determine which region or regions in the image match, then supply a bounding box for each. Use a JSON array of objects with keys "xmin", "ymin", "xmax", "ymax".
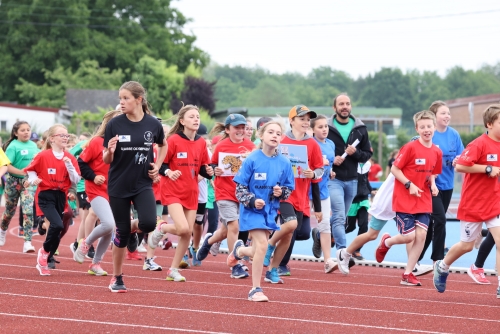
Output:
[{"xmin": 323, "ymin": 93, "xmax": 372, "ymax": 258}]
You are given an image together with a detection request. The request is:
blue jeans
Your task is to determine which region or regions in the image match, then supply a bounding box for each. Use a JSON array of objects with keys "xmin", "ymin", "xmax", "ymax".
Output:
[{"xmin": 328, "ymin": 178, "xmax": 358, "ymax": 249}]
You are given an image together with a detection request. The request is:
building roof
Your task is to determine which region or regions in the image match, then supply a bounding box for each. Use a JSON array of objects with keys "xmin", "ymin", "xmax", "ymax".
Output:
[
  {"xmin": 446, "ymin": 93, "xmax": 500, "ymax": 107},
  {"xmin": 66, "ymin": 89, "xmax": 119, "ymax": 113},
  {"xmin": 246, "ymin": 106, "xmax": 402, "ymax": 118},
  {"xmin": 0, "ymin": 102, "xmax": 59, "ymax": 113}
]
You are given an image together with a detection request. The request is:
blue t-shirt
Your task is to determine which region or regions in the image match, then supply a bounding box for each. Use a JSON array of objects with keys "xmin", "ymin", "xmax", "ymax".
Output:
[
  {"xmin": 234, "ymin": 150, "xmax": 295, "ymax": 231},
  {"xmin": 309, "ymin": 138, "xmax": 335, "ymax": 200},
  {"xmin": 432, "ymin": 127, "xmax": 464, "ymax": 190}
]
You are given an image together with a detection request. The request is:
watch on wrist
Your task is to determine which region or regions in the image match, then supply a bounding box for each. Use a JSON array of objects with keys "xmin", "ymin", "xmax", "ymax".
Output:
[
  {"xmin": 404, "ymin": 181, "xmax": 412, "ymax": 189},
  {"xmin": 485, "ymin": 165, "xmax": 493, "ymax": 175}
]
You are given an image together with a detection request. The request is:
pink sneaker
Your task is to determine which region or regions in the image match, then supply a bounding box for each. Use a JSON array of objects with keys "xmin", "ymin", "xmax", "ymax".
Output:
[
  {"xmin": 375, "ymin": 233, "xmax": 391, "ymax": 263},
  {"xmin": 36, "ymin": 264, "xmax": 50, "ymax": 276},
  {"xmin": 37, "ymin": 248, "xmax": 49, "ymax": 267},
  {"xmin": 400, "ymin": 272, "xmax": 421, "ymax": 286},
  {"xmin": 467, "ymin": 265, "xmax": 490, "ymax": 285},
  {"xmin": 126, "ymin": 249, "xmax": 142, "ymax": 261}
]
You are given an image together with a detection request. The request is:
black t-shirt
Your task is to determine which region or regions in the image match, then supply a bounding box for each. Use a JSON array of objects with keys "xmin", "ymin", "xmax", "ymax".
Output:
[{"xmin": 104, "ymin": 113, "xmax": 165, "ymax": 197}]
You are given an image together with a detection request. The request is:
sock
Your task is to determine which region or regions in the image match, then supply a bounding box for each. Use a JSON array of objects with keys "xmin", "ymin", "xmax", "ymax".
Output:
[
  {"xmin": 384, "ymin": 238, "xmax": 391, "ymax": 248},
  {"xmin": 344, "ymin": 249, "xmax": 352, "ymax": 257},
  {"xmin": 404, "ymin": 271, "xmax": 410, "ymax": 275},
  {"xmin": 472, "ymin": 264, "xmax": 478, "ymax": 270},
  {"xmin": 439, "ymin": 261, "xmax": 450, "ymax": 272}
]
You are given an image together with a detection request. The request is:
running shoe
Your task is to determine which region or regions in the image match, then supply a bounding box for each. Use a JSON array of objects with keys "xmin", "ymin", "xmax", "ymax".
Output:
[
  {"xmin": 143, "ymin": 257, "xmax": 162, "ymax": 271},
  {"xmin": 433, "ymin": 260, "xmax": 449, "ymax": 293},
  {"xmin": 36, "ymin": 264, "xmax": 50, "ymax": 276},
  {"xmin": 32, "ymin": 226, "xmax": 39, "ymax": 236},
  {"xmin": 263, "ymin": 244, "xmax": 276, "ymax": 267},
  {"xmin": 264, "ymin": 267, "xmax": 283, "ymax": 284},
  {"xmin": 323, "ymin": 258, "xmax": 336, "ymax": 274},
  {"xmin": 109, "ymin": 275, "xmax": 127, "ymax": 293},
  {"xmin": 70, "ymin": 241, "xmax": 77, "ymax": 255},
  {"xmin": 277, "ymin": 265, "xmax": 291, "ymax": 276},
  {"xmin": 88, "ymin": 262, "xmax": 108, "ymax": 276},
  {"xmin": 248, "ymin": 287, "xmax": 269, "ymax": 302},
  {"xmin": 37, "ymin": 247, "xmax": 49, "ymax": 267},
  {"xmin": 137, "ymin": 242, "xmax": 147, "ymax": 253},
  {"xmin": 227, "ymin": 240, "xmax": 244, "ymax": 268},
  {"xmin": 166, "ymin": 268, "xmax": 186, "ymax": 282},
  {"xmin": 179, "ymin": 254, "xmax": 190, "ymax": 268},
  {"xmin": 467, "ymin": 265, "xmax": 490, "ymax": 285},
  {"xmin": 231, "ymin": 263, "xmax": 249, "ymax": 279},
  {"xmin": 162, "ymin": 238, "xmax": 172, "ymax": 250},
  {"xmin": 209, "ymin": 240, "xmax": 221, "ymax": 256},
  {"xmin": 349, "ymin": 258, "xmax": 356, "ymax": 268},
  {"xmin": 54, "ymin": 249, "xmax": 59, "ymax": 255},
  {"xmin": 240, "ymin": 259, "xmax": 249, "ymax": 271},
  {"xmin": 126, "ymin": 249, "xmax": 142, "ymax": 261},
  {"xmin": 311, "ymin": 227, "xmax": 322, "ymax": 258},
  {"xmin": 352, "ymin": 251, "xmax": 364, "ymax": 261},
  {"xmin": 336, "ymin": 248, "xmax": 350, "ymax": 275},
  {"xmin": 126, "ymin": 233, "xmax": 138, "ymax": 253},
  {"xmin": 196, "ymin": 232, "xmax": 212, "ymax": 261},
  {"xmin": 23, "ymin": 241, "xmax": 35, "ymax": 253},
  {"xmin": 400, "ymin": 272, "xmax": 421, "ymax": 286},
  {"xmin": 0, "ymin": 230, "xmax": 6, "ymax": 246},
  {"xmin": 413, "ymin": 262, "xmax": 433, "ymax": 276},
  {"xmin": 148, "ymin": 221, "xmax": 165, "ymax": 249},
  {"xmin": 47, "ymin": 256, "xmax": 59, "ymax": 269},
  {"xmin": 189, "ymin": 247, "xmax": 201, "ymax": 266},
  {"xmin": 74, "ymin": 238, "xmax": 89, "ymax": 264},
  {"xmin": 375, "ymin": 233, "xmax": 391, "ymax": 263}
]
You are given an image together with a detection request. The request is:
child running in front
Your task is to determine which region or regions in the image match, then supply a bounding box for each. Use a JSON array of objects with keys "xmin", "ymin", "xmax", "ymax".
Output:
[
  {"xmin": 375, "ymin": 110, "xmax": 442, "ymax": 286},
  {"xmin": 433, "ymin": 104, "xmax": 500, "ymax": 298},
  {"xmin": 148, "ymin": 105, "xmax": 214, "ymax": 282},
  {"xmin": 26, "ymin": 124, "xmax": 81, "ymax": 276},
  {"xmin": 228, "ymin": 121, "xmax": 295, "ymax": 301}
]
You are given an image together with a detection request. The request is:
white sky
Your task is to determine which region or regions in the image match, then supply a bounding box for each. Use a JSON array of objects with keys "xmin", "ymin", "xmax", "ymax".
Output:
[{"xmin": 174, "ymin": 0, "xmax": 500, "ymax": 77}]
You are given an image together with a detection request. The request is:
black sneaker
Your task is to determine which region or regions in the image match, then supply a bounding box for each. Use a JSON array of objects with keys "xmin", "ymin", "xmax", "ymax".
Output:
[
  {"xmin": 109, "ymin": 275, "xmax": 127, "ymax": 293},
  {"xmin": 47, "ymin": 256, "xmax": 60, "ymax": 269},
  {"xmin": 311, "ymin": 227, "xmax": 322, "ymax": 258},
  {"xmin": 352, "ymin": 251, "xmax": 364, "ymax": 261},
  {"xmin": 85, "ymin": 245, "xmax": 95, "ymax": 259},
  {"xmin": 348, "ymin": 258, "xmax": 356, "ymax": 268},
  {"xmin": 127, "ymin": 233, "xmax": 139, "ymax": 253}
]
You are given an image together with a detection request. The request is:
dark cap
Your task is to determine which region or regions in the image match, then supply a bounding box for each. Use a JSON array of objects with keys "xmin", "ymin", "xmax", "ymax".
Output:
[
  {"xmin": 256, "ymin": 117, "xmax": 273, "ymax": 130},
  {"xmin": 30, "ymin": 133, "xmax": 39, "ymax": 141},
  {"xmin": 288, "ymin": 105, "xmax": 317, "ymax": 119},
  {"xmin": 224, "ymin": 113, "xmax": 247, "ymax": 127},
  {"xmin": 197, "ymin": 123, "xmax": 208, "ymax": 136}
]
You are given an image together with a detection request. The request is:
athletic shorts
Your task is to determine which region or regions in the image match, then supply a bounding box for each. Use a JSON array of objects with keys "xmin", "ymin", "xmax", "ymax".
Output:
[
  {"xmin": 395, "ymin": 212, "xmax": 430, "ymax": 235},
  {"xmin": 279, "ymin": 202, "xmax": 302, "ymax": 225},
  {"xmin": 460, "ymin": 216, "xmax": 500, "ymax": 243},
  {"xmin": 368, "ymin": 216, "xmax": 389, "ymax": 231},
  {"xmin": 216, "ymin": 200, "xmax": 239, "ymax": 226},
  {"xmin": 77, "ymin": 191, "xmax": 91, "ymax": 210}
]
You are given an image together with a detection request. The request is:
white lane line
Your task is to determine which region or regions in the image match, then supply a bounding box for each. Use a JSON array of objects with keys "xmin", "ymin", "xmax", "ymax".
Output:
[
  {"xmin": 0, "ymin": 292, "xmax": 450, "ymax": 333},
  {"xmin": 0, "ymin": 311, "xmax": 226, "ymax": 333},
  {"xmin": 1, "ymin": 276, "xmax": 500, "ymax": 325}
]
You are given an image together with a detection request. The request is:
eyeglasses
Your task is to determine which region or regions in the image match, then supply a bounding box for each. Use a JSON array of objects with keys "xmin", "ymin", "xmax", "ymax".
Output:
[{"xmin": 52, "ymin": 134, "xmax": 70, "ymax": 139}]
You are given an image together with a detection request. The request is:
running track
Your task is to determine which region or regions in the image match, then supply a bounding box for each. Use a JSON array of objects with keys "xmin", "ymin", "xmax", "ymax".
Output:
[{"xmin": 1, "ymin": 210, "xmax": 499, "ymax": 333}]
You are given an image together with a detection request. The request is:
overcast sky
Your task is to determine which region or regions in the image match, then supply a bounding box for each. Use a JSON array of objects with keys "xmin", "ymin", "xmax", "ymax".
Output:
[{"xmin": 174, "ymin": 0, "xmax": 500, "ymax": 78}]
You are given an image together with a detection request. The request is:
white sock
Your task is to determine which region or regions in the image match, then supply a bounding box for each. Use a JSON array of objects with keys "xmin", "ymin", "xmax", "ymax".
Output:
[
  {"xmin": 344, "ymin": 249, "xmax": 352, "ymax": 257},
  {"xmin": 384, "ymin": 238, "xmax": 391, "ymax": 248},
  {"xmin": 472, "ymin": 264, "xmax": 478, "ymax": 270},
  {"xmin": 439, "ymin": 261, "xmax": 450, "ymax": 272}
]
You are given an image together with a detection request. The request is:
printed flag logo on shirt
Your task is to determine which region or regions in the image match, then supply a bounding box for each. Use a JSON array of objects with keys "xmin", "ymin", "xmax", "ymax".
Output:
[
  {"xmin": 177, "ymin": 152, "xmax": 187, "ymax": 158},
  {"xmin": 255, "ymin": 173, "xmax": 266, "ymax": 180},
  {"xmin": 21, "ymin": 149, "xmax": 28, "ymax": 155},
  {"xmin": 415, "ymin": 159, "xmax": 426, "ymax": 165},
  {"xmin": 487, "ymin": 154, "xmax": 497, "ymax": 161},
  {"xmin": 119, "ymin": 135, "xmax": 130, "ymax": 142},
  {"xmin": 48, "ymin": 168, "xmax": 56, "ymax": 174}
]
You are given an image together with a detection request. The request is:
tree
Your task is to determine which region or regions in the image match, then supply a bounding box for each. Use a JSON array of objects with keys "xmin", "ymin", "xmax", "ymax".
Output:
[{"xmin": 170, "ymin": 76, "xmax": 216, "ymax": 114}]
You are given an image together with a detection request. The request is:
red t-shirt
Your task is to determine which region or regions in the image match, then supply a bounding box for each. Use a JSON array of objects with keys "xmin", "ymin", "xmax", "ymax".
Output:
[
  {"xmin": 392, "ymin": 140, "xmax": 442, "ymax": 214},
  {"xmin": 79, "ymin": 137, "xmax": 109, "ymax": 202},
  {"xmin": 281, "ymin": 136, "xmax": 323, "ymax": 212},
  {"xmin": 25, "ymin": 149, "xmax": 80, "ymax": 194},
  {"xmin": 161, "ymin": 134, "xmax": 209, "ymax": 210},
  {"xmin": 456, "ymin": 134, "xmax": 500, "ymax": 222},
  {"xmin": 211, "ymin": 137, "xmax": 255, "ymax": 202},
  {"xmin": 368, "ymin": 163, "xmax": 383, "ymax": 181}
]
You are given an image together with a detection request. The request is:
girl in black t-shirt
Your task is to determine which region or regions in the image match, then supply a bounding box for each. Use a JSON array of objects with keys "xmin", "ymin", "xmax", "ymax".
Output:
[{"xmin": 103, "ymin": 81, "xmax": 167, "ymax": 293}]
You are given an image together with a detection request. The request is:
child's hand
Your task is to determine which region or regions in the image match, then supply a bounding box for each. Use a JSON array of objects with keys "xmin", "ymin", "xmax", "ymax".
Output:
[
  {"xmin": 303, "ymin": 168, "xmax": 315, "ymax": 179},
  {"xmin": 206, "ymin": 165, "xmax": 214, "ymax": 177},
  {"xmin": 272, "ymin": 184, "xmax": 282, "ymax": 198},
  {"xmin": 409, "ymin": 183, "xmax": 423, "ymax": 197},
  {"xmin": 167, "ymin": 169, "xmax": 182, "ymax": 181},
  {"xmin": 107, "ymin": 135, "xmax": 119, "ymax": 154},
  {"xmin": 68, "ymin": 193, "xmax": 76, "ymax": 201},
  {"xmin": 255, "ymin": 199, "xmax": 265, "ymax": 210},
  {"xmin": 148, "ymin": 163, "xmax": 159, "ymax": 180},
  {"xmin": 94, "ymin": 175, "xmax": 106, "ymax": 185},
  {"xmin": 490, "ymin": 166, "xmax": 500, "ymax": 178},
  {"xmin": 330, "ymin": 171, "xmax": 336, "ymax": 180},
  {"xmin": 431, "ymin": 184, "xmax": 439, "ymax": 196},
  {"xmin": 323, "ymin": 157, "xmax": 329, "ymax": 166},
  {"xmin": 62, "ymin": 156, "xmax": 70, "ymax": 163},
  {"xmin": 32, "ymin": 178, "xmax": 42, "ymax": 186},
  {"xmin": 214, "ymin": 166, "xmax": 223, "ymax": 176},
  {"xmin": 314, "ymin": 211, "xmax": 323, "ymax": 222}
]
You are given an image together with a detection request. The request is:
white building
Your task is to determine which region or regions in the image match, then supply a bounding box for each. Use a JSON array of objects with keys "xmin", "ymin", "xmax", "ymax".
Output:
[{"xmin": 0, "ymin": 103, "xmax": 72, "ymax": 134}]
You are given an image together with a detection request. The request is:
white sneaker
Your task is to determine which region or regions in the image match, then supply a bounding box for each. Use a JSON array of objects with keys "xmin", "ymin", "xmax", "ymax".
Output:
[
  {"xmin": 210, "ymin": 241, "xmax": 222, "ymax": 256},
  {"xmin": 148, "ymin": 224, "xmax": 165, "ymax": 250},
  {"xmin": 412, "ymin": 262, "xmax": 433, "ymax": 276},
  {"xmin": 336, "ymin": 248, "xmax": 350, "ymax": 275},
  {"xmin": 166, "ymin": 268, "xmax": 186, "ymax": 282},
  {"xmin": 324, "ymin": 258, "xmax": 337, "ymax": 274},
  {"xmin": 137, "ymin": 242, "xmax": 147, "ymax": 253},
  {"xmin": 23, "ymin": 241, "xmax": 35, "ymax": 253},
  {"xmin": 0, "ymin": 230, "xmax": 6, "ymax": 246}
]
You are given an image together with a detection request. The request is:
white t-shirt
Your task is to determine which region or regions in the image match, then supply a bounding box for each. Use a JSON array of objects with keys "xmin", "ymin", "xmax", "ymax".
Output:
[
  {"xmin": 368, "ymin": 173, "xmax": 395, "ymax": 220},
  {"xmin": 198, "ymin": 147, "xmax": 212, "ymax": 203}
]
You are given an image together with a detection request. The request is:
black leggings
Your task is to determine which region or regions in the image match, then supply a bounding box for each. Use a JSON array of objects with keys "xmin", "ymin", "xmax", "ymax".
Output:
[
  {"xmin": 345, "ymin": 207, "xmax": 369, "ymax": 251},
  {"xmin": 109, "ymin": 189, "xmax": 157, "ymax": 248},
  {"xmin": 419, "ymin": 189, "xmax": 453, "ymax": 262},
  {"xmin": 475, "ymin": 231, "xmax": 495, "ymax": 269},
  {"xmin": 207, "ymin": 204, "xmax": 219, "ymax": 235},
  {"xmin": 38, "ymin": 190, "xmax": 66, "ymax": 255},
  {"xmin": 280, "ymin": 206, "xmax": 309, "ymax": 267}
]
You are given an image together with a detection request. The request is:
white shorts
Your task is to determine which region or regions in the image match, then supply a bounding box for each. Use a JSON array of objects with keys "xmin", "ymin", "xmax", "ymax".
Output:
[
  {"xmin": 310, "ymin": 198, "xmax": 331, "ymax": 234},
  {"xmin": 460, "ymin": 216, "xmax": 500, "ymax": 242}
]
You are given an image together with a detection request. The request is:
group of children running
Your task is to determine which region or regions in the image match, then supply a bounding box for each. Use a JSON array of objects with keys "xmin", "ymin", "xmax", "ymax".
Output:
[{"xmin": 0, "ymin": 81, "xmax": 499, "ymax": 301}]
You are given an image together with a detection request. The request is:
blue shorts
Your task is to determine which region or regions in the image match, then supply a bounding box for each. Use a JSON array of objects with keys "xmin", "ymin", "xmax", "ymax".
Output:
[
  {"xmin": 368, "ymin": 216, "xmax": 388, "ymax": 231},
  {"xmin": 395, "ymin": 212, "xmax": 430, "ymax": 235}
]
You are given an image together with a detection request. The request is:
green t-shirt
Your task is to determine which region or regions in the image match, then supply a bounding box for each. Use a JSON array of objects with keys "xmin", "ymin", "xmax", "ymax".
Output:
[
  {"xmin": 69, "ymin": 140, "xmax": 87, "ymax": 193},
  {"xmin": 5, "ymin": 139, "xmax": 40, "ymax": 177},
  {"xmin": 334, "ymin": 118, "xmax": 355, "ymax": 144}
]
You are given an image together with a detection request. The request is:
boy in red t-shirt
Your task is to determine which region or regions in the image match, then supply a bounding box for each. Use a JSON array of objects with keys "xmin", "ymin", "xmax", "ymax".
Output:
[
  {"xmin": 375, "ymin": 110, "xmax": 442, "ymax": 286},
  {"xmin": 434, "ymin": 104, "xmax": 500, "ymax": 297}
]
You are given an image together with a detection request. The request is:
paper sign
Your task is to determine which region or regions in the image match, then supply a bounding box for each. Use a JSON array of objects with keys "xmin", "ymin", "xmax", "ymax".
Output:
[
  {"xmin": 219, "ymin": 152, "xmax": 245, "ymax": 176},
  {"xmin": 278, "ymin": 144, "xmax": 308, "ymax": 178}
]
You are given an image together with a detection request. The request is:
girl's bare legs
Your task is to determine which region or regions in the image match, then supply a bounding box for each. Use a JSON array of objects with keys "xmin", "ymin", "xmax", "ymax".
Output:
[
  {"xmin": 268, "ymin": 220, "xmax": 297, "ymax": 269},
  {"xmin": 162, "ymin": 204, "xmax": 195, "ymax": 268},
  {"xmin": 239, "ymin": 230, "xmax": 269, "ymax": 288}
]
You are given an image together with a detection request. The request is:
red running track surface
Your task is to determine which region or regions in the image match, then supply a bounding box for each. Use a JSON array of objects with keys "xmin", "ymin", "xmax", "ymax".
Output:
[{"xmin": 0, "ymin": 209, "xmax": 499, "ymax": 333}]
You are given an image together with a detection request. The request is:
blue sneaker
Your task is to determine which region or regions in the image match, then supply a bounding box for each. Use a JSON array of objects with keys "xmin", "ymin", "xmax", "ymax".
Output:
[
  {"xmin": 433, "ymin": 260, "xmax": 449, "ymax": 293},
  {"xmin": 277, "ymin": 265, "xmax": 291, "ymax": 276},
  {"xmin": 196, "ymin": 233, "xmax": 212, "ymax": 262},
  {"xmin": 227, "ymin": 239, "xmax": 244, "ymax": 267},
  {"xmin": 264, "ymin": 267, "xmax": 284, "ymax": 284},
  {"xmin": 179, "ymin": 254, "xmax": 190, "ymax": 269},
  {"xmin": 230, "ymin": 263, "xmax": 249, "ymax": 279},
  {"xmin": 190, "ymin": 247, "xmax": 201, "ymax": 266},
  {"xmin": 263, "ymin": 244, "xmax": 276, "ymax": 267}
]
